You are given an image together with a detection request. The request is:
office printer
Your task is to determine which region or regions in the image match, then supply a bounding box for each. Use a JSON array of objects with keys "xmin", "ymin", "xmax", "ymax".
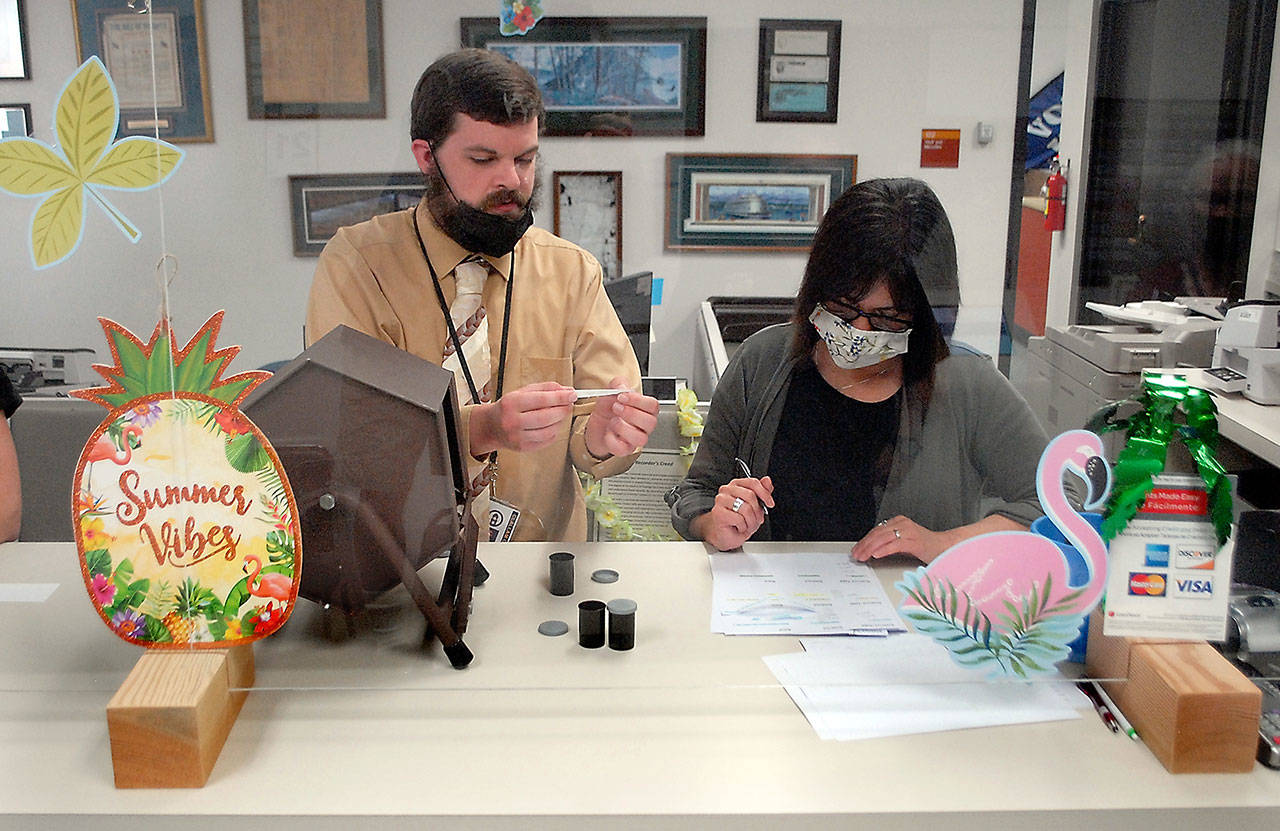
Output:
[
  {"xmin": 0, "ymin": 347, "xmax": 96, "ymax": 394},
  {"xmin": 1205, "ymin": 300, "xmax": 1280, "ymax": 405},
  {"xmin": 1023, "ymin": 300, "xmax": 1220, "ymax": 449}
]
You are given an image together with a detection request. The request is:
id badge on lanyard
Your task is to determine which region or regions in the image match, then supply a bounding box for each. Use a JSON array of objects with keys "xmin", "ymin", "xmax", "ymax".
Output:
[{"xmin": 487, "ymin": 494, "xmax": 521, "ymax": 542}]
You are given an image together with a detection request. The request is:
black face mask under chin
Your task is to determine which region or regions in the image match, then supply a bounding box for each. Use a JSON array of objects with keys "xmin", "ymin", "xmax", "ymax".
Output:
[
  {"xmin": 440, "ymin": 198, "xmax": 534, "ymax": 258},
  {"xmin": 427, "ymin": 146, "xmax": 534, "ymax": 257}
]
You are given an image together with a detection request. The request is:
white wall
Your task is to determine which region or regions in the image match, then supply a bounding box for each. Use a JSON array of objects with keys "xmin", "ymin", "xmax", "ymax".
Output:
[{"xmin": 1, "ymin": 1, "xmax": 1027, "ymax": 375}]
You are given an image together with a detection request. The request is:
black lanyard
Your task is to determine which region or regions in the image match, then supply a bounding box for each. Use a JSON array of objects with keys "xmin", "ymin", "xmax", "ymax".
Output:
[{"xmin": 410, "ymin": 212, "xmax": 515, "ymax": 407}]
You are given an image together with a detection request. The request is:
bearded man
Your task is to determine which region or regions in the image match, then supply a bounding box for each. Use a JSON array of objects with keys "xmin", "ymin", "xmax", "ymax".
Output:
[{"xmin": 306, "ymin": 48, "xmax": 657, "ymax": 542}]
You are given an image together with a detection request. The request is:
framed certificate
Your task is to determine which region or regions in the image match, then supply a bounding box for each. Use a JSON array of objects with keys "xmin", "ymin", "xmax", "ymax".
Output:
[
  {"xmin": 71, "ymin": 0, "xmax": 214, "ymax": 141},
  {"xmin": 756, "ymin": 19, "xmax": 841, "ymax": 124},
  {"xmin": 244, "ymin": 0, "xmax": 385, "ymax": 119}
]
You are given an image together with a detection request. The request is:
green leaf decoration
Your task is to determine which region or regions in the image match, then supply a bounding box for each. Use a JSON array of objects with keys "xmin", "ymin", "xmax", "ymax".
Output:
[
  {"xmin": 72, "ymin": 312, "xmax": 271, "ymax": 411},
  {"xmin": 0, "ymin": 56, "xmax": 184, "ymax": 269},
  {"xmin": 223, "ymin": 580, "xmax": 251, "ymax": 617},
  {"xmin": 225, "ymin": 432, "xmax": 271, "ymax": 474},
  {"xmin": 143, "ymin": 614, "xmax": 171, "ymax": 643},
  {"xmin": 265, "ymin": 529, "xmax": 295, "ymax": 567},
  {"xmin": 111, "ymin": 576, "xmax": 150, "ymax": 613},
  {"xmin": 896, "ymin": 567, "xmax": 1087, "ymax": 679},
  {"xmin": 85, "ymin": 548, "xmax": 111, "ymax": 578}
]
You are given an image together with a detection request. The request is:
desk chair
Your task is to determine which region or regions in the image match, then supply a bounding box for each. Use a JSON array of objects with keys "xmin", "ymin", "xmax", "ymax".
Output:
[{"xmin": 10, "ymin": 396, "xmax": 101, "ymax": 541}]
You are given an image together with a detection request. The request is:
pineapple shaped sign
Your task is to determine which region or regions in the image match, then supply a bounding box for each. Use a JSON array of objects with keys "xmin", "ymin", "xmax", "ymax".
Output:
[{"xmin": 71, "ymin": 313, "xmax": 301, "ymax": 647}]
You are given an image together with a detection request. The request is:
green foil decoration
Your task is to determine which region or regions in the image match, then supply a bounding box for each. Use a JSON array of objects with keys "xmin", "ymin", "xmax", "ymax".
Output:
[{"xmin": 1086, "ymin": 374, "xmax": 1232, "ymax": 548}]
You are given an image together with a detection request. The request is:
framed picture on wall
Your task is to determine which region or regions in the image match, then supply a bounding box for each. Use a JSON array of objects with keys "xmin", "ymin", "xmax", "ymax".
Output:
[
  {"xmin": 461, "ymin": 16, "xmax": 707, "ymax": 137},
  {"xmin": 553, "ymin": 171, "xmax": 622, "ymax": 281},
  {"xmin": 665, "ymin": 153, "xmax": 857, "ymax": 251},
  {"xmin": 1, "ymin": 0, "xmax": 30, "ymax": 79},
  {"xmin": 0, "ymin": 102, "xmax": 30, "ymax": 138},
  {"xmin": 288, "ymin": 173, "xmax": 422, "ymax": 256},
  {"xmin": 71, "ymin": 0, "xmax": 214, "ymax": 141},
  {"xmin": 244, "ymin": 0, "xmax": 385, "ymax": 119},
  {"xmin": 756, "ymin": 19, "xmax": 841, "ymax": 123}
]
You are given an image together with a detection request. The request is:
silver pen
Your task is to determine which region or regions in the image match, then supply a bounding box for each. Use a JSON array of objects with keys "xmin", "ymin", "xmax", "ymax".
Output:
[{"xmin": 733, "ymin": 457, "xmax": 769, "ymax": 516}]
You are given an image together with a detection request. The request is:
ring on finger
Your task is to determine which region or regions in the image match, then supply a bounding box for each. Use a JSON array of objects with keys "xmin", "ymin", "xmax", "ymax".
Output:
[
  {"xmin": 876, "ymin": 519, "xmax": 888, "ymax": 527},
  {"xmin": 893, "ymin": 527, "xmax": 901, "ymax": 539},
  {"xmin": 731, "ymin": 497, "xmax": 744, "ymax": 513}
]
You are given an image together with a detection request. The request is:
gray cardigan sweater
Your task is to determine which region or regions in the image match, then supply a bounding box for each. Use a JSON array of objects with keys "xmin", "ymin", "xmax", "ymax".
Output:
[{"xmin": 668, "ymin": 323, "xmax": 1050, "ymax": 541}]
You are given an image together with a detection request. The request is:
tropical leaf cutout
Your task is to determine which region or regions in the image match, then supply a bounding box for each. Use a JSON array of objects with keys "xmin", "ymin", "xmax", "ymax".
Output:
[
  {"xmin": 0, "ymin": 56, "xmax": 184, "ymax": 268},
  {"xmin": 896, "ymin": 568, "xmax": 1087, "ymax": 679}
]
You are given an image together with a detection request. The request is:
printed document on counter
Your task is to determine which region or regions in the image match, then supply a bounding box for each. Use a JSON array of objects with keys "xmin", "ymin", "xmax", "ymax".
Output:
[
  {"xmin": 763, "ymin": 634, "xmax": 1084, "ymax": 741},
  {"xmin": 709, "ymin": 549, "xmax": 907, "ymax": 635}
]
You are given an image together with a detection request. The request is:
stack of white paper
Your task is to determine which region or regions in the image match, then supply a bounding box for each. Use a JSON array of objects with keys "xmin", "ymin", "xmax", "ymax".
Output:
[
  {"xmin": 763, "ymin": 634, "xmax": 1084, "ymax": 741},
  {"xmin": 709, "ymin": 550, "xmax": 907, "ymax": 635}
]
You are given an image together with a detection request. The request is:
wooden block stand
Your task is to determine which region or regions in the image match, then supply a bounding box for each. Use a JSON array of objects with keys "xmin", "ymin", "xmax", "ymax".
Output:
[
  {"xmin": 1085, "ymin": 614, "xmax": 1260, "ymax": 773},
  {"xmin": 106, "ymin": 644, "xmax": 254, "ymax": 788}
]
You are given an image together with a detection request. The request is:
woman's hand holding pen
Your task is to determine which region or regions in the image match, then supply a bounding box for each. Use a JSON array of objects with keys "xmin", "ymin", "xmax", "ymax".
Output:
[{"xmin": 693, "ymin": 475, "xmax": 774, "ymax": 552}]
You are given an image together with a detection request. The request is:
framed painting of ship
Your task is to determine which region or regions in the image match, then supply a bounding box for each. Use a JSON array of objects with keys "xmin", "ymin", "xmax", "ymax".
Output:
[
  {"xmin": 664, "ymin": 153, "xmax": 856, "ymax": 251},
  {"xmin": 461, "ymin": 16, "xmax": 707, "ymax": 137},
  {"xmin": 288, "ymin": 172, "xmax": 422, "ymax": 256}
]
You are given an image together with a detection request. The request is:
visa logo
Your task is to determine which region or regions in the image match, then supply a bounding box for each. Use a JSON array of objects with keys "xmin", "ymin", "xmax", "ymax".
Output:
[{"xmin": 1174, "ymin": 577, "xmax": 1215, "ymax": 598}]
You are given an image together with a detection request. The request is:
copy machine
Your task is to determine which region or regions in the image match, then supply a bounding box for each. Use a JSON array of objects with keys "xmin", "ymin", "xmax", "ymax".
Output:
[{"xmin": 1023, "ymin": 302, "xmax": 1220, "ymax": 453}]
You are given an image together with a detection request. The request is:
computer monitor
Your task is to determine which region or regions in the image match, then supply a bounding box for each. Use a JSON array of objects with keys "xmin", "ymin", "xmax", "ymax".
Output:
[
  {"xmin": 604, "ymin": 271, "xmax": 653, "ymax": 374},
  {"xmin": 241, "ymin": 325, "xmax": 477, "ymax": 667}
]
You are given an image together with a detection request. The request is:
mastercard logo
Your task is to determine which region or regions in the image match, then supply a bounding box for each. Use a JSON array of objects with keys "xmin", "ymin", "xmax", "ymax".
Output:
[{"xmin": 1128, "ymin": 572, "xmax": 1167, "ymax": 596}]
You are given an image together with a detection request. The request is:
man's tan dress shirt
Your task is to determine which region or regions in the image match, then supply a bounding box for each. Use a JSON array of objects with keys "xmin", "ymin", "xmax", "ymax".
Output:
[{"xmin": 306, "ymin": 202, "xmax": 641, "ymax": 541}]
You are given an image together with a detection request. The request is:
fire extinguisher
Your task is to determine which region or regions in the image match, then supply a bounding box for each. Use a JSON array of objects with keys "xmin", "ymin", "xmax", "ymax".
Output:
[{"xmin": 1042, "ymin": 156, "xmax": 1067, "ymax": 232}]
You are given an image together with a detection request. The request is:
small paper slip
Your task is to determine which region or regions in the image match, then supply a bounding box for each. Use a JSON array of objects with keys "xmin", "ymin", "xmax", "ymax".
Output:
[
  {"xmin": 709, "ymin": 549, "xmax": 906, "ymax": 635},
  {"xmin": 0, "ymin": 583, "xmax": 59, "ymax": 603},
  {"xmin": 763, "ymin": 634, "xmax": 1081, "ymax": 741},
  {"xmin": 574, "ymin": 388, "xmax": 625, "ymax": 400}
]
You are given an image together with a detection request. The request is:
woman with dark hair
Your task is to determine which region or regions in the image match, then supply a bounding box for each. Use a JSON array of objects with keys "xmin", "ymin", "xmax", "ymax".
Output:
[{"xmin": 667, "ymin": 178, "xmax": 1049, "ymax": 561}]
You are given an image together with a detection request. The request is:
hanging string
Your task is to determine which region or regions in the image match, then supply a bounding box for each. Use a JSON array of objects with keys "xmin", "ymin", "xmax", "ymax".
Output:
[{"xmin": 128, "ymin": 0, "xmax": 179, "ymax": 399}]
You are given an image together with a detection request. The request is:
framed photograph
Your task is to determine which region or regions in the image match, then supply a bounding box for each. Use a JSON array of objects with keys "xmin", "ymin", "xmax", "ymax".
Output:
[
  {"xmin": 288, "ymin": 172, "xmax": 422, "ymax": 256},
  {"xmin": 553, "ymin": 171, "xmax": 622, "ymax": 281},
  {"xmin": 756, "ymin": 19, "xmax": 841, "ymax": 123},
  {"xmin": 461, "ymin": 16, "xmax": 707, "ymax": 137},
  {"xmin": 244, "ymin": 0, "xmax": 385, "ymax": 119},
  {"xmin": 0, "ymin": 102, "xmax": 30, "ymax": 138},
  {"xmin": 665, "ymin": 153, "xmax": 857, "ymax": 251},
  {"xmin": 71, "ymin": 0, "xmax": 214, "ymax": 141},
  {"xmin": 1, "ymin": 0, "xmax": 29, "ymax": 79}
]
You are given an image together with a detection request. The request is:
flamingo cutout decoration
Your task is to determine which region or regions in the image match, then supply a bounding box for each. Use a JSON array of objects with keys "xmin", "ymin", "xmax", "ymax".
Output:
[
  {"xmin": 85, "ymin": 423, "xmax": 142, "ymax": 482},
  {"xmin": 896, "ymin": 429, "xmax": 1112, "ymax": 678},
  {"xmin": 243, "ymin": 555, "xmax": 293, "ymax": 610}
]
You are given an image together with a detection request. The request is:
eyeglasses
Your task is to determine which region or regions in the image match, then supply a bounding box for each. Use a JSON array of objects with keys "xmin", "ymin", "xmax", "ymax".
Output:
[{"xmin": 819, "ymin": 302, "xmax": 913, "ymax": 333}]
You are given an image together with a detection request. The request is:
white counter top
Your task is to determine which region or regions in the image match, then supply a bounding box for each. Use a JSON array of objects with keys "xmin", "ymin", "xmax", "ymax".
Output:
[{"xmin": 2, "ymin": 540, "xmax": 1278, "ymax": 829}]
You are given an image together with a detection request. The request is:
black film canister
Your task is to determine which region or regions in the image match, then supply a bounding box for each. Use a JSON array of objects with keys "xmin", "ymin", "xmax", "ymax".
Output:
[
  {"xmin": 549, "ymin": 551, "xmax": 574, "ymax": 596},
  {"xmin": 607, "ymin": 598, "xmax": 637, "ymax": 651},
  {"xmin": 578, "ymin": 599, "xmax": 606, "ymax": 648}
]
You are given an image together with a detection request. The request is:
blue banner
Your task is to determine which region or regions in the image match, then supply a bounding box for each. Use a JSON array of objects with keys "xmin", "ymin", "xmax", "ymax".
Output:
[{"xmin": 1026, "ymin": 73, "xmax": 1064, "ymax": 170}]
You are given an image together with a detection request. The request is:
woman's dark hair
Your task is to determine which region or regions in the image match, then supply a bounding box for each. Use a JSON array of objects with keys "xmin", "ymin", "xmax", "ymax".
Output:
[
  {"xmin": 790, "ymin": 177, "xmax": 958, "ymax": 400},
  {"xmin": 410, "ymin": 48, "xmax": 545, "ymax": 146}
]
